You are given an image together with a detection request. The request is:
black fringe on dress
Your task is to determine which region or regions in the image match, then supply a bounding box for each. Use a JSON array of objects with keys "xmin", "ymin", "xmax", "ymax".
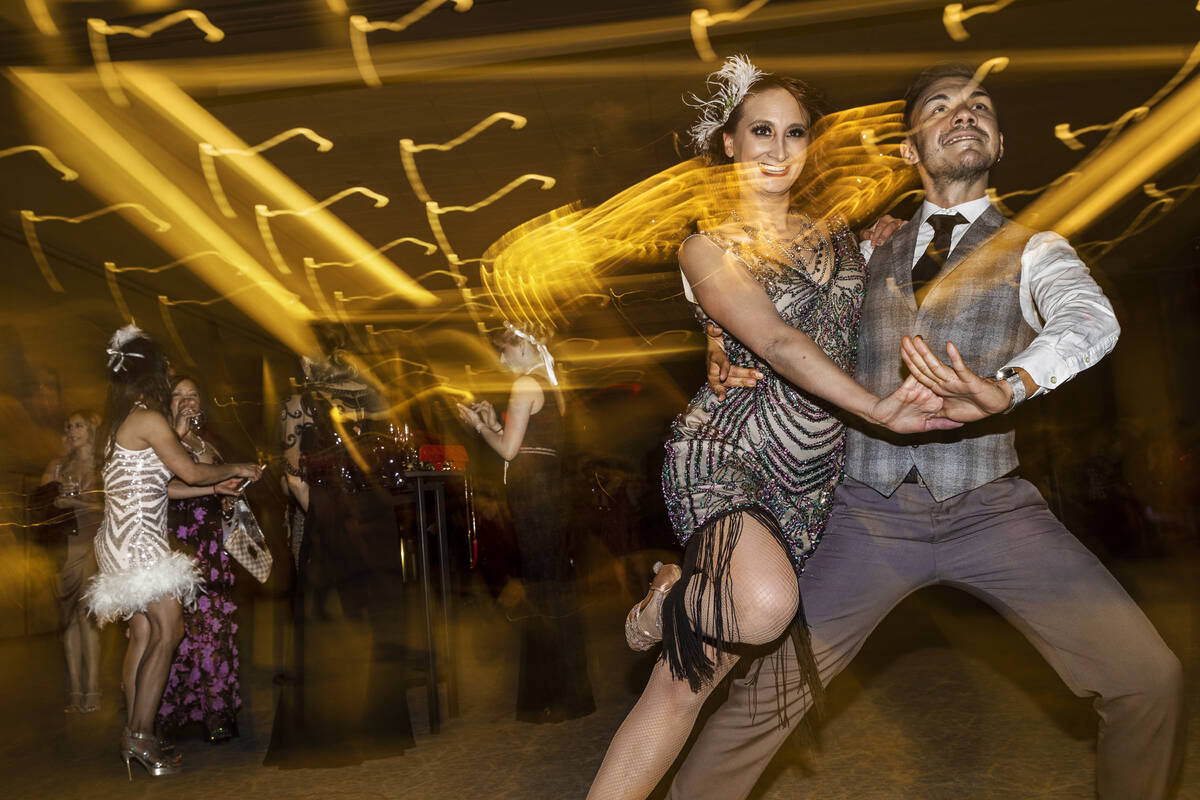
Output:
[{"xmin": 660, "ymin": 505, "xmax": 824, "ymax": 731}]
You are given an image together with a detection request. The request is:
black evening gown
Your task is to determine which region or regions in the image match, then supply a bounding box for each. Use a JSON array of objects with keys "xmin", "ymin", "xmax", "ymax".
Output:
[
  {"xmin": 504, "ymin": 378, "xmax": 595, "ymax": 723},
  {"xmin": 265, "ymin": 385, "xmax": 415, "ymax": 767}
]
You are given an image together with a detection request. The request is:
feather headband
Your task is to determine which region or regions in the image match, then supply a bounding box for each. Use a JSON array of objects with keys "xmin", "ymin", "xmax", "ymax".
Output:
[
  {"xmin": 106, "ymin": 323, "xmax": 147, "ymax": 373},
  {"xmin": 684, "ymin": 54, "xmax": 766, "ymax": 156}
]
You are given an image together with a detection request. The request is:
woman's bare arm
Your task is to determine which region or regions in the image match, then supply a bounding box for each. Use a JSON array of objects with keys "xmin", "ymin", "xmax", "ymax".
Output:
[
  {"xmin": 682, "ymin": 236, "xmax": 957, "ymax": 433},
  {"xmin": 120, "ymin": 409, "xmax": 257, "ymax": 485},
  {"xmin": 477, "ymin": 377, "xmax": 540, "ymax": 462}
]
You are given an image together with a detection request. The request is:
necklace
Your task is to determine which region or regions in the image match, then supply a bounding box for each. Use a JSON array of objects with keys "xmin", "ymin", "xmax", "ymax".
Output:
[
  {"xmin": 730, "ymin": 210, "xmax": 820, "ymax": 272},
  {"xmin": 181, "ymin": 436, "xmax": 207, "ymax": 457}
]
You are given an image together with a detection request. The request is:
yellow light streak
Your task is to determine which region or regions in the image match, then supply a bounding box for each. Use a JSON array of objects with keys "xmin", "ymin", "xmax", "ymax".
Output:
[
  {"xmin": 399, "ymin": 112, "xmax": 526, "ymax": 204},
  {"xmin": 21, "ymin": 202, "xmax": 171, "ymax": 230},
  {"xmin": 113, "ymin": 65, "xmax": 434, "ymax": 314},
  {"xmin": 345, "ymin": 301, "xmax": 492, "ymax": 332},
  {"xmin": 1019, "ymin": 70, "xmax": 1200, "ymax": 237},
  {"xmin": 105, "ymin": 264, "xmax": 134, "ymax": 322},
  {"xmin": 200, "ymin": 127, "xmax": 334, "ymax": 218},
  {"xmin": 12, "ymin": 66, "xmax": 326, "ymax": 353},
  {"xmin": 104, "ymin": 250, "xmax": 251, "ymax": 324},
  {"xmin": 105, "ymin": 250, "xmax": 245, "ymax": 274},
  {"xmin": 1077, "ymin": 176, "xmax": 1200, "ymax": 260},
  {"xmin": 302, "ymin": 258, "xmax": 338, "ymax": 321},
  {"xmin": 690, "ymin": 0, "xmax": 771, "ymax": 62},
  {"xmin": 1055, "ymin": 107, "xmax": 1149, "ymax": 151},
  {"xmin": 348, "ymin": 0, "xmax": 474, "ymax": 87},
  {"xmin": 984, "ymin": 173, "xmax": 1078, "ymax": 217},
  {"xmin": 20, "ymin": 203, "xmax": 171, "ymax": 293},
  {"xmin": 159, "ymin": 296, "xmax": 197, "ymax": 365},
  {"xmin": 1055, "ymin": 40, "xmax": 1200, "ymax": 155},
  {"xmin": 24, "ymin": 0, "xmax": 59, "ymax": 36},
  {"xmin": 942, "ymin": 0, "xmax": 1017, "ymax": 42},
  {"xmin": 427, "ymin": 175, "xmax": 555, "ymax": 215},
  {"xmin": 88, "ymin": 10, "xmax": 225, "ymax": 106},
  {"xmin": 325, "ymin": 0, "xmax": 349, "ymax": 13},
  {"xmin": 303, "ymin": 237, "xmax": 438, "ymax": 269},
  {"xmin": 0, "ymin": 145, "xmax": 77, "ymax": 180},
  {"xmin": 254, "ymin": 187, "xmax": 389, "ymax": 274},
  {"xmin": 257, "ymin": 186, "xmax": 388, "ymax": 218},
  {"xmin": 479, "ymin": 101, "xmax": 918, "ymax": 338}
]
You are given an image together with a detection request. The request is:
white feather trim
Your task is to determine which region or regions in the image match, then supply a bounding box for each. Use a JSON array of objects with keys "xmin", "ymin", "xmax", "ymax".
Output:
[
  {"xmin": 84, "ymin": 551, "xmax": 203, "ymax": 625},
  {"xmin": 108, "ymin": 323, "xmax": 145, "ymax": 352},
  {"xmin": 685, "ymin": 54, "xmax": 766, "ymax": 156},
  {"xmin": 106, "ymin": 323, "xmax": 149, "ymax": 373}
]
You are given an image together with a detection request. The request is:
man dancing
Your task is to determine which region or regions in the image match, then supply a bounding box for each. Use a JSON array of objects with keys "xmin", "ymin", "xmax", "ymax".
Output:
[{"xmin": 669, "ymin": 64, "xmax": 1183, "ymax": 799}]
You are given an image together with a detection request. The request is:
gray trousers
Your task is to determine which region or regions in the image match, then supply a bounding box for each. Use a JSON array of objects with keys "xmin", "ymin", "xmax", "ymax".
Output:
[{"xmin": 667, "ymin": 476, "xmax": 1183, "ymax": 800}]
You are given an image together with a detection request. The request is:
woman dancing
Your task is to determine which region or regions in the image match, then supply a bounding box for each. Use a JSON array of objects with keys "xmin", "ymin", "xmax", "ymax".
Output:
[
  {"xmin": 84, "ymin": 326, "xmax": 260, "ymax": 778},
  {"xmin": 456, "ymin": 324, "xmax": 595, "ymax": 723},
  {"xmin": 38, "ymin": 410, "xmax": 103, "ymax": 713},
  {"xmin": 586, "ymin": 57, "xmax": 957, "ymax": 799}
]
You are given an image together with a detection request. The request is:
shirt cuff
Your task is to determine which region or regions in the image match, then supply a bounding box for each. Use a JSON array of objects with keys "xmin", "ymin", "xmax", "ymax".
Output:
[{"xmin": 1002, "ymin": 332, "xmax": 1118, "ymax": 396}]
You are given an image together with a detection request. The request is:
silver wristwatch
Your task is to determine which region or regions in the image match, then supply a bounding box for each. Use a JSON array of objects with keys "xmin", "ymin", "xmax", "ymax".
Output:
[{"xmin": 995, "ymin": 367, "xmax": 1026, "ymax": 413}]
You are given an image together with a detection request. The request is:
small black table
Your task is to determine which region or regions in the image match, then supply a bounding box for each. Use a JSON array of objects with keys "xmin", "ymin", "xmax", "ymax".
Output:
[{"xmin": 390, "ymin": 471, "xmax": 459, "ymax": 733}]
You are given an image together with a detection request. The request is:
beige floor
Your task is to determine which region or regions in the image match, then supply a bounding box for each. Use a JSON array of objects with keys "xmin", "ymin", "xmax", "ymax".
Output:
[{"xmin": 4, "ymin": 554, "xmax": 1197, "ymax": 799}]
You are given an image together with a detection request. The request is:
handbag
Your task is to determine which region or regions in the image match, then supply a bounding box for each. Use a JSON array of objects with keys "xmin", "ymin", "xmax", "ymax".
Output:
[{"xmin": 221, "ymin": 498, "xmax": 273, "ymax": 583}]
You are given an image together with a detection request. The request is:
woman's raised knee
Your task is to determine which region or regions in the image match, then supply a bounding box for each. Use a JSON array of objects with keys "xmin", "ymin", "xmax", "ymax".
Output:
[{"xmin": 736, "ymin": 576, "xmax": 798, "ymax": 645}]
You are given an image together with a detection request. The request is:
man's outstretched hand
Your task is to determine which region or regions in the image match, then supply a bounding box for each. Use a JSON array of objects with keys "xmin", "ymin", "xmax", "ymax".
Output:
[
  {"xmin": 704, "ymin": 323, "xmax": 763, "ymax": 401},
  {"xmin": 870, "ymin": 376, "xmax": 963, "ymax": 434},
  {"xmin": 900, "ymin": 336, "xmax": 1012, "ymax": 422}
]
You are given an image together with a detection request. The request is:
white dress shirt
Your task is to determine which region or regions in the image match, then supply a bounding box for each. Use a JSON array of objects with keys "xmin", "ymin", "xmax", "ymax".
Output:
[{"xmin": 858, "ymin": 196, "xmax": 1120, "ymax": 396}]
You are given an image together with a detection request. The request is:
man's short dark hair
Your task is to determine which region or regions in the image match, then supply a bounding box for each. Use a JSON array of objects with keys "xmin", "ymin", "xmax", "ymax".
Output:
[{"xmin": 902, "ymin": 63, "xmax": 978, "ymax": 131}]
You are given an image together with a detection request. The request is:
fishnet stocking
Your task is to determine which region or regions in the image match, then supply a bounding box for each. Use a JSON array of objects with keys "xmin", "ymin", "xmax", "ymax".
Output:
[{"xmin": 587, "ymin": 513, "xmax": 798, "ymax": 800}]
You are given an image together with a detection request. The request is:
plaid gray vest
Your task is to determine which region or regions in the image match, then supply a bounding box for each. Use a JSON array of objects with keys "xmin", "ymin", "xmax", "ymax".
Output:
[{"xmin": 845, "ymin": 204, "xmax": 1037, "ymax": 500}]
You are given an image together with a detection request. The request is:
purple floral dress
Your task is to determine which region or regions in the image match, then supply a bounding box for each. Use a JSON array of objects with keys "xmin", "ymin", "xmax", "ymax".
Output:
[{"xmin": 156, "ymin": 492, "xmax": 241, "ymax": 731}]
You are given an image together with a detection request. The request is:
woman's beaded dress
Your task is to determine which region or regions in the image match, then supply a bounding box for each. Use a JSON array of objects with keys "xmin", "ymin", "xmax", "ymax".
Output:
[
  {"xmin": 86, "ymin": 443, "xmax": 201, "ymax": 624},
  {"xmin": 658, "ymin": 217, "xmax": 865, "ymax": 696},
  {"xmin": 663, "ymin": 219, "xmax": 866, "ymax": 571}
]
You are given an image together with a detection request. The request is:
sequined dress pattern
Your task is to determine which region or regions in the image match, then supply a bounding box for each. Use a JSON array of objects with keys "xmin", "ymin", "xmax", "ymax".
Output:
[
  {"xmin": 662, "ymin": 219, "xmax": 866, "ymax": 572},
  {"xmin": 85, "ymin": 444, "xmax": 202, "ymax": 624}
]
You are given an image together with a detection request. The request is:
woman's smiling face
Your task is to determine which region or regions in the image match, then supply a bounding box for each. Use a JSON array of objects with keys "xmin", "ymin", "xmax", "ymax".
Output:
[{"xmin": 722, "ymin": 86, "xmax": 812, "ymax": 197}]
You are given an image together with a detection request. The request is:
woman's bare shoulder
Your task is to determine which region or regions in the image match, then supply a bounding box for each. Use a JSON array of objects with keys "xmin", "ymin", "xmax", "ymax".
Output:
[{"xmin": 679, "ymin": 232, "xmax": 727, "ymax": 270}]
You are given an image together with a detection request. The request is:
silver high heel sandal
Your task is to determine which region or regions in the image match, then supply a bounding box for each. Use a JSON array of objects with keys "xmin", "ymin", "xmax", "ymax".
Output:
[
  {"xmin": 625, "ymin": 561, "xmax": 682, "ymax": 651},
  {"xmin": 120, "ymin": 729, "xmax": 182, "ymax": 779}
]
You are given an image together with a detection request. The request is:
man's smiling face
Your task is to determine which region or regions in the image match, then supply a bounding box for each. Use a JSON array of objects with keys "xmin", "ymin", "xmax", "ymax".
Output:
[{"xmin": 902, "ymin": 76, "xmax": 1004, "ymax": 184}]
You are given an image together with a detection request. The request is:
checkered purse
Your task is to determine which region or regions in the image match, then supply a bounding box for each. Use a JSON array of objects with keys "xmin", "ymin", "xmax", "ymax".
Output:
[{"xmin": 221, "ymin": 498, "xmax": 273, "ymax": 583}]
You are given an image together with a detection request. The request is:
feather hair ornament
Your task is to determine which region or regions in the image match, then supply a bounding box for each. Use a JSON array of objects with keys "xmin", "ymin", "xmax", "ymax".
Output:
[
  {"xmin": 106, "ymin": 323, "xmax": 147, "ymax": 373},
  {"xmin": 684, "ymin": 54, "xmax": 766, "ymax": 156}
]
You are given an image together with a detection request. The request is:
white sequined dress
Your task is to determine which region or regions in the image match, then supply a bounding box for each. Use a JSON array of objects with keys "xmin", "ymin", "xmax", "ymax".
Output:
[{"xmin": 85, "ymin": 443, "xmax": 201, "ymax": 624}]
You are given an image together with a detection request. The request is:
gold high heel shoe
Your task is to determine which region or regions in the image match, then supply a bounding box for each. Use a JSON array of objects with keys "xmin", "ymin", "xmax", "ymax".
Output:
[
  {"xmin": 625, "ymin": 561, "xmax": 682, "ymax": 651},
  {"xmin": 120, "ymin": 729, "xmax": 181, "ymax": 779}
]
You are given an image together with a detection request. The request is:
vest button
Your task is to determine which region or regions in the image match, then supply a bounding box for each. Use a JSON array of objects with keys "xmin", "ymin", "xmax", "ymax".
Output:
[{"xmin": 1050, "ymin": 376, "xmax": 1058, "ymax": 384}]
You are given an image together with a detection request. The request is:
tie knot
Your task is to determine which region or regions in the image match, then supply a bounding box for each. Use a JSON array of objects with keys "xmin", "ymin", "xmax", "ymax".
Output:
[{"xmin": 928, "ymin": 212, "xmax": 967, "ymax": 235}]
